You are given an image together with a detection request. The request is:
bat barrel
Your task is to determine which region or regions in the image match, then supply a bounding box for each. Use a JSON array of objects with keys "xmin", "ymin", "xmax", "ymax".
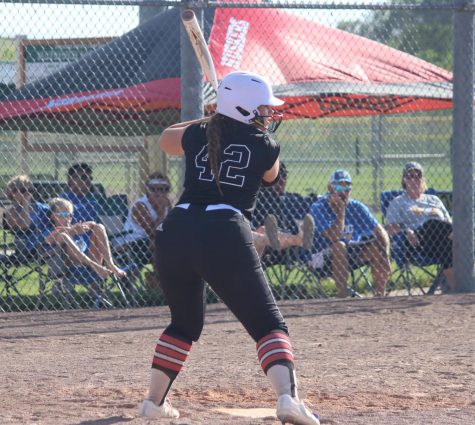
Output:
[{"xmin": 182, "ymin": 9, "xmax": 195, "ymax": 21}]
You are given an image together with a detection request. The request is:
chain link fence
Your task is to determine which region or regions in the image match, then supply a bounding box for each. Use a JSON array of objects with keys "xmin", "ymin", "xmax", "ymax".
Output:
[{"xmin": 1, "ymin": 1, "xmax": 474, "ymax": 312}]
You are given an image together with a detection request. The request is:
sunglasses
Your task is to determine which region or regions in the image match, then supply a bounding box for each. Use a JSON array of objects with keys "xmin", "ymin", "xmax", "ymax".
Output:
[
  {"xmin": 405, "ymin": 172, "xmax": 422, "ymax": 179},
  {"xmin": 14, "ymin": 187, "xmax": 32, "ymax": 194},
  {"xmin": 148, "ymin": 186, "xmax": 170, "ymax": 193},
  {"xmin": 334, "ymin": 184, "xmax": 351, "ymax": 193},
  {"xmin": 54, "ymin": 211, "xmax": 73, "ymax": 218}
]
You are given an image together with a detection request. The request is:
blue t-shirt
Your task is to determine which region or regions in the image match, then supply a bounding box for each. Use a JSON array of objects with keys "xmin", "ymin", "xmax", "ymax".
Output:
[
  {"xmin": 60, "ymin": 191, "xmax": 99, "ymax": 223},
  {"xmin": 42, "ymin": 227, "xmax": 91, "ymax": 255},
  {"xmin": 310, "ymin": 194, "xmax": 379, "ymax": 252}
]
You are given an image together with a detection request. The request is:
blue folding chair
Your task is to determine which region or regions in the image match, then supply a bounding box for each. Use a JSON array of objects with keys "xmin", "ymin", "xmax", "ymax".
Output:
[{"xmin": 380, "ymin": 190, "xmax": 448, "ymax": 295}]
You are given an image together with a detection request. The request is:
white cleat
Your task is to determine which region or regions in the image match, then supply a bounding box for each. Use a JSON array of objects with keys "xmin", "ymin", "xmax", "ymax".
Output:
[
  {"xmin": 138, "ymin": 398, "xmax": 180, "ymax": 419},
  {"xmin": 276, "ymin": 394, "xmax": 320, "ymax": 425}
]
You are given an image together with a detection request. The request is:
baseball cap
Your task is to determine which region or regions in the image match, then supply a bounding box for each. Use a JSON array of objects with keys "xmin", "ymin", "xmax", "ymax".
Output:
[
  {"xmin": 329, "ymin": 169, "xmax": 352, "ymax": 184},
  {"xmin": 403, "ymin": 162, "xmax": 423, "ymax": 176}
]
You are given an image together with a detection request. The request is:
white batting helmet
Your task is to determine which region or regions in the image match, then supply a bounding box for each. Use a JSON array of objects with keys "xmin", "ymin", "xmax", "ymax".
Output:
[{"xmin": 216, "ymin": 71, "xmax": 284, "ymax": 131}]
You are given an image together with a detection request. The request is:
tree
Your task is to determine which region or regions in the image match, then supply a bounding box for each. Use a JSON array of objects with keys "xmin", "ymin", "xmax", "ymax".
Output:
[{"xmin": 338, "ymin": 0, "xmax": 452, "ymax": 70}]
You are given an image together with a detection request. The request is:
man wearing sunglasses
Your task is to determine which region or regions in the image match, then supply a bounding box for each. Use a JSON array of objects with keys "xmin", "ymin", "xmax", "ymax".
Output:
[
  {"xmin": 115, "ymin": 172, "xmax": 172, "ymax": 276},
  {"xmin": 309, "ymin": 169, "xmax": 390, "ymax": 298}
]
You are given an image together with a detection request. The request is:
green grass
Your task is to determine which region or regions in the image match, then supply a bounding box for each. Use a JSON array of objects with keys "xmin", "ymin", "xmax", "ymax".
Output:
[{"xmin": 0, "ymin": 263, "xmax": 168, "ymax": 312}]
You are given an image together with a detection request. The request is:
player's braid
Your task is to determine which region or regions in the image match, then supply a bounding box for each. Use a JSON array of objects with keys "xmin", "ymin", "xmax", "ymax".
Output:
[{"xmin": 206, "ymin": 114, "xmax": 224, "ymax": 195}]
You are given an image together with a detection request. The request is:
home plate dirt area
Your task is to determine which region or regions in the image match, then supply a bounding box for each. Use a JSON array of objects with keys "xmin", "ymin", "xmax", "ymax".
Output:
[{"xmin": 1, "ymin": 294, "xmax": 474, "ymax": 424}]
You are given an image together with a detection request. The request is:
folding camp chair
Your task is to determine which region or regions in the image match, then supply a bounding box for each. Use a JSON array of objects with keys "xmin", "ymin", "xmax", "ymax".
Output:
[
  {"xmin": 38, "ymin": 244, "xmax": 131, "ymax": 310},
  {"xmin": 97, "ymin": 193, "xmax": 147, "ymax": 304},
  {"xmin": 0, "ymin": 214, "xmax": 45, "ymax": 312},
  {"xmin": 306, "ymin": 246, "xmax": 376, "ymax": 298},
  {"xmin": 262, "ymin": 247, "xmax": 330, "ymax": 300},
  {"xmin": 380, "ymin": 190, "xmax": 448, "ymax": 296}
]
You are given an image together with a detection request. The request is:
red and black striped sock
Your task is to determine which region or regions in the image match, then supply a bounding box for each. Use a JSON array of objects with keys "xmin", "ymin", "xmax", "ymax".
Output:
[
  {"xmin": 152, "ymin": 332, "xmax": 192, "ymax": 377},
  {"xmin": 257, "ymin": 332, "xmax": 297, "ymax": 398},
  {"xmin": 256, "ymin": 331, "xmax": 294, "ymax": 373}
]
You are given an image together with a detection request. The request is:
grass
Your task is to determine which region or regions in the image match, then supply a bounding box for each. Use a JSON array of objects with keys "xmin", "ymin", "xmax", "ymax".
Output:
[
  {"xmin": 1, "ymin": 257, "xmax": 438, "ymax": 312},
  {"xmin": 0, "ymin": 263, "xmax": 169, "ymax": 312}
]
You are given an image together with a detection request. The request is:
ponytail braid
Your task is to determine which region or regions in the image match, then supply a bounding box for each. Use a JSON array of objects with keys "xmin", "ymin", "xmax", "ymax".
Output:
[{"xmin": 206, "ymin": 114, "xmax": 226, "ymax": 195}]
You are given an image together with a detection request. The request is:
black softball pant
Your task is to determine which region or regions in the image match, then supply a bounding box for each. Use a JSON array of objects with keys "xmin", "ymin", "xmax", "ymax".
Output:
[{"xmin": 154, "ymin": 205, "xmax": 288, "ymax": 343}]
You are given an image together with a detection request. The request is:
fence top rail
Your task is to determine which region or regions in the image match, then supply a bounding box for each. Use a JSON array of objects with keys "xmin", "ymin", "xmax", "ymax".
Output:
[{"xmin": 0, "ymin": 0, "xmax": 468, "ymax": 11}]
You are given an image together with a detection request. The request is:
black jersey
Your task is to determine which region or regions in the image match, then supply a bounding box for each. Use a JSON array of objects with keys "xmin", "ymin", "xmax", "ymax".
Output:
[{"xmin": 177, "ymin": 120, "xmax": 280, "ymax": 220}]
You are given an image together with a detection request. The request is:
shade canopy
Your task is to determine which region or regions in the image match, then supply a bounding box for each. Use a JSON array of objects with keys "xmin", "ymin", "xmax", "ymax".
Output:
[{"xmin": 0, "ymin": 7, "xmax": 452, "ymax": 136}]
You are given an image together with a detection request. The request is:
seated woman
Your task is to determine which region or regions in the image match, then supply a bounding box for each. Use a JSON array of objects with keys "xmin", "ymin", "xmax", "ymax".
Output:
[
  {"xmin": 386, "ymin": 162, "xmax": 454, "ymax": 290},
  {"xmin": 3, "ymin": 175, "xmax": 49, "ymax": 261},
  {"xmin": 117, "ymin": 172, "xmax": 173, "ymax": 268},
  {"xmin": 43, "ymin": 197, "xmax": 126, "ymax": 281}
]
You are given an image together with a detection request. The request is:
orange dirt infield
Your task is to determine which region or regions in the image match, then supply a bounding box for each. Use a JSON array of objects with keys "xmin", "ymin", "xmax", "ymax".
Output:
[{"xmin": 1, "ymin": 294, "xmax": 474, "ymax": 424}]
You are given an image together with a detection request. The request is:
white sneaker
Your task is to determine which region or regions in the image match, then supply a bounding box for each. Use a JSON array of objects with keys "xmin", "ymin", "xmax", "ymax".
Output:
[
  {"xmin": 301, "ymin": 214, "xmax": 315, "ymax": 250},
  {"xmin": 138, "ymin": 399, "xmax": 180, "ymax": 419},
  {"xmin": 276, "ymin": 394, "xmax": 320, "ymax": 425},
  {"xmin": 265, "ymin": 214, "xmax": 281, "ymax": 250}
]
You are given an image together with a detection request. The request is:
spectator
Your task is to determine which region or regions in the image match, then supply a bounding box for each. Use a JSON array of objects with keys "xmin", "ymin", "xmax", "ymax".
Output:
[
  {"xmin": 117, "ymin": 172, "xmax": 173, "ymax": 268},
  {"xmin": 386, "ymin": 162, "xmax": 454, "ymax": 290},
  {"xmin": 253, "ymin": 162, "xmax": 315, "ymax": 236},
  {"xmin": 252, "ymin": 215, "xmax": 314, "ymax": 258},
  {"xmin": 3, "ymin": 175, "xmax": 49, "ymax": 257},
  {"xmin": 60, "ymin": 163, "xmax": 103, "ymax": 223},
  {"xmin": 309, "ymin": 169, "xmax": 390, "ymax": 297},
  {"xmin": 253, "ymin": 162, "xmax": 315, "ymax": 255},
  {"xmin": 43, "ymin": 197, "xmax": 126, "ymax": 280}
]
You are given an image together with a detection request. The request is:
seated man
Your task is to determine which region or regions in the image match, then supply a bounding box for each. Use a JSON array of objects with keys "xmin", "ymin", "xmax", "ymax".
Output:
[
  {"xmin": 116, "ymin": 172, "xmax": 173, "ymax": 268},
  {"xmin": 253, "ymin": 162, "xmax": 315, "ymax": 253},
  {"xmin": 3, "ymin": 175, "xmax": 49, "ymax": 261},
  {"xmin": 60, "ymin": 163, "xmax": 104, "ymax": 224},
  {"xmin": 385, "ymin": 162, "xmax": 454, "ymax": 290},
  {"xmin": 309, "ymin": 169, "xmax": 391, "ymax": 298}
]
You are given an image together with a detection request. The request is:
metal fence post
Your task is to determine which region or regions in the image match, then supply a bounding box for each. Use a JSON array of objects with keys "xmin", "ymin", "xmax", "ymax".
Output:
[
  {"xmin": 452, "ymin": 0, "xmax": 475, "ymax": 292},
  {"xmin": 371, "ymin": 115, "xmax": 384, "ymax": 210}
]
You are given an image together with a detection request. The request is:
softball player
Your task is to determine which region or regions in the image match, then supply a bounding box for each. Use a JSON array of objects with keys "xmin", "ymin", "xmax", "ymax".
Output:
[{"xmin": 138, "ymin": 71, "xmax": 320, "ymax": 425}]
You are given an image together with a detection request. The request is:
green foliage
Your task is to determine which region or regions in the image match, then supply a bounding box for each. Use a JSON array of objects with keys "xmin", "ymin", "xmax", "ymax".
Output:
[{"xmin": 338, "ymin": 0, "xmax": 452, "ymax": 70}]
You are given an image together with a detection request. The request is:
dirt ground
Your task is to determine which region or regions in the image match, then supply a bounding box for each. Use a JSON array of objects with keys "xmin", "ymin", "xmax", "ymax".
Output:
[{"xmin": 1, "ymin": 294, "xmax": 474, "ymax": 425}]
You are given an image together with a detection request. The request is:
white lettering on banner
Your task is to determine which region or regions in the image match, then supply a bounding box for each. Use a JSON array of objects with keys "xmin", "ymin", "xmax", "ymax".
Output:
[{"xmin": 221, "ymin": 18, "xmax": 249, "ymax": 68}]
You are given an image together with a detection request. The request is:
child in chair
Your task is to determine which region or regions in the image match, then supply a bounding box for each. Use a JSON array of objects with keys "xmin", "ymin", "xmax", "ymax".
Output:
[{"xmin": 43, "ymin": 197, "xmax": 126, "ymax": 281}]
